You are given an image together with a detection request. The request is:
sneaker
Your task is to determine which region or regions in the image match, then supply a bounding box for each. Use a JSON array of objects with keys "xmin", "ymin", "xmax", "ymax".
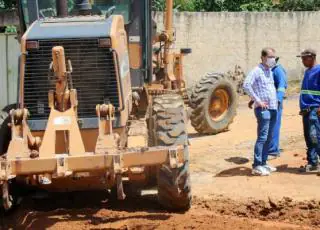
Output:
[
  {"xmin": 263, "ymin": 164, "xmax": 277, "ymax": 172},
  {"xmin": 304, "ymin": 164, "xmax": 319, "ymax": 173},
  {"xmin": 252, "ymin": 166, "xmax": 270, "ymax": 176}
]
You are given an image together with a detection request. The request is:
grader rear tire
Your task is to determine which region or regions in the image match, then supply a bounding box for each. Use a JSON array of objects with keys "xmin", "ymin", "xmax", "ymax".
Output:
[
  {"xmin": 190, "ymin": 73, "xmax": 238, "ymax": 135},
  {"xmin": 0, "ymin": 110, "xmax": 11, "ymax": 156},
  {"xmin": 149, "ymin": 94, "xmax": 191, "ymax": 211}
]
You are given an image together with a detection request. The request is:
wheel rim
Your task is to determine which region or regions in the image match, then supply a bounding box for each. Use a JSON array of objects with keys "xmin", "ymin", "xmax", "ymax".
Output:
[{"xmin": 209, "ymin": 88, "xmax": 230, "ymax": 121}]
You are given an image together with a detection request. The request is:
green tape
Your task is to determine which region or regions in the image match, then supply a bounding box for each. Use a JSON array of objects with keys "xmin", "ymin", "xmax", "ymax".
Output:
[
  {"xmin": 277, "ymin": 87, "xmax": 286, "ymax": 93},
  {"xmin": 301, "ymin": 90, "xmax": 320, "ymax": 96}
]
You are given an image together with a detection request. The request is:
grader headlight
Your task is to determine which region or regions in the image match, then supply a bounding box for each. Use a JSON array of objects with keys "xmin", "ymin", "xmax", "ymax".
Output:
[
  {"xmin": 98, "ymin": 38, "xmax": 112, "ymax": 48},
  {"xmin": 26, "ymin": 40, "xmax": 39, "ymax": 50}
]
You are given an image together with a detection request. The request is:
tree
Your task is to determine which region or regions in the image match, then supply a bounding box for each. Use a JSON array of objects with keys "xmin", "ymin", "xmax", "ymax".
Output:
[
  {"xmin": 2, "ymin": 0, "xmax": 320, "ymax": 12},
  {"xmin": 152, "ymin": 0, "xmax": 196, "ymax": 11},
  {"xmin": 152, "ymin": 0, "xmax": 320, "ymax": 11},
  {"xmin": 240, "ymin": 0, "xmax": 274, "ymax": 11},
  {"xmin": 277, "ymin": 0, "xmax": 320, "ymax": 11},
  {"xmin": 152, "ymin": 0, "xmax": 275, "ymax": 12},
  {"xmin": 0, "ymin": 0, "xmax": 16, "ymax": 9}
]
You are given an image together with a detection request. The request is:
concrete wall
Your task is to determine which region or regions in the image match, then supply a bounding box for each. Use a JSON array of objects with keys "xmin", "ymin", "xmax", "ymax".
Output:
[{"xmin": 155, "ymin": 12, "xmax": 320, "ymax": 86}]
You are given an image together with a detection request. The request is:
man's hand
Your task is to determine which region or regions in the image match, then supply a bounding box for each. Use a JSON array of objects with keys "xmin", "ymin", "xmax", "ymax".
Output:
[
  {"xmin": 248, "ymin": 100, "xmax": 254, "ymax": 109},
  {"xmin": 257, "ymin": 101, "xmax": 269, "ymax": 109},
  {"xmin": 317, "ymin": 108, "xmax": 320, "ymax": 117}
]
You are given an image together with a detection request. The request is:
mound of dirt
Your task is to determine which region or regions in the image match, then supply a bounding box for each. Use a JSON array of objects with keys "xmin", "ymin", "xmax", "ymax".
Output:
[
  {"xmin": 194, "ymin": 196, "xmax": 320, "ymax": 227},
  {"xmin": 1, "ymin": 192, "xmax": 318, "ymax": 230},
  {"xmin": 0, "ymin": 192, "xmax": 317, "ymax": 230}
]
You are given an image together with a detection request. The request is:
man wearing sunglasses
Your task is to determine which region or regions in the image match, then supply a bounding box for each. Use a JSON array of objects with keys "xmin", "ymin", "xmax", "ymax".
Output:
[
  {"xmin": 298, "ymin": 49, "xmax": 320, "ymax": 172},
  {"xmin": 243, "ymin": 48, "xmax": 278, "ymax": 176}
]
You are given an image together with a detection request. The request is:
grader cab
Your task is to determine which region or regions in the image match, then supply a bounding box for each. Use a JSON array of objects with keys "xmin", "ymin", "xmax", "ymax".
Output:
[{"xmin": 0, "ymin": 0, "xmax": 237, "ymax": 212}]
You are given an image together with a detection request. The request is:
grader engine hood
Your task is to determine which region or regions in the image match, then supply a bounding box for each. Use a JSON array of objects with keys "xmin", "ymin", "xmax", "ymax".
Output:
[
  {"xmin": 21, "ymin": 15, "xmax": 131, "ymax": 130},
  {"xmin": 25, "ymin": 16, "xmax": 113, "ymax": 40}
]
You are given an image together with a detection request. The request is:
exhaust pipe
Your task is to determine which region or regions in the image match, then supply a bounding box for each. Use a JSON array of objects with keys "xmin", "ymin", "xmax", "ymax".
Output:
[
  {"xmin": 165, "ymin": 0, "xmax": 173, "ymax": 36},
  {"xmin": 75, "ymin": 0, "xmax": 92, "ymax": 10},
  {"xmin": 75, "ymin": 0, "xmax": 92, "ymax": 15},
  {"xmin": 56, "ymin": 0, "xmax": 68, "ymax": 17}
]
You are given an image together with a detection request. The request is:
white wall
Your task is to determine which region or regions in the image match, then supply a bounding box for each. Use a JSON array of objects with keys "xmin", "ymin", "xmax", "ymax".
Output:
[{"xmin": 155, "ymin": 12, "xmax": 319, "ymax": 86}]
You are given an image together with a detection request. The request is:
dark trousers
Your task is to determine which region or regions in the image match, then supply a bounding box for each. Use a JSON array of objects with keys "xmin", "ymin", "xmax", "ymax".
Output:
[
  {"xmin": 303, "ymin": 108, "xmax": 320, "ymax": 166},
  {"xmin": 253, "ymin": 108, "xmax": 277, "ymax": 167}
]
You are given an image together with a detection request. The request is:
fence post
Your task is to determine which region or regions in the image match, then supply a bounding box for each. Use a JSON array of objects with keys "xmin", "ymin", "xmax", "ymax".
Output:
[{"xmin": 0, "ymin": 33, "xmax": 7, "ymax": 109}]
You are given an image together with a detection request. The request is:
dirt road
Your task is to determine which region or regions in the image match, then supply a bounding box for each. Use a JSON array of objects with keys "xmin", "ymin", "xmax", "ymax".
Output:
[
  {"xmin": 1, "ymin": 95, "xmax": 320, "ymax": 230},
  {"xmin": 190, "ymin": 95, "xmax": 320, "ymax": 202}
]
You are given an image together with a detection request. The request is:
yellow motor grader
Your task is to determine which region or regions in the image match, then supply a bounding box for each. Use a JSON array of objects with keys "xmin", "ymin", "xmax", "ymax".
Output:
[{"xmin": 0, "ymin": 0, "xmax": 237, "ymax": 211}]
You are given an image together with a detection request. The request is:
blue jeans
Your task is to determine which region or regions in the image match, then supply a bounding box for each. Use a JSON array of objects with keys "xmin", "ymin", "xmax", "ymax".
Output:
[
  {"xmin": 303, "ymin": 108, "xmax": 320, "ymax": 166},
  {"xmin": 268, "ymin": 102, "xmax": 283, "ymax": 154},
  {"xmin": 253, "ymin": 108, "xmax": 277, "ymax": 167}
]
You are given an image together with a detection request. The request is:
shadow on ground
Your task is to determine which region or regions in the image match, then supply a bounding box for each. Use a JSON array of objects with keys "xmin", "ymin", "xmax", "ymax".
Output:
[
  {"xmin": 225, "ymin": 157, "xmax": 250, "ymax": 165},
  {"xmin": 276, "ymin": 164, "xmax": 320, "ymax": 176},
  {"xmin": 215, "ymin": 167, "xmax": 252, "ymax": 177},
  {"xmin": 215, "ymin": 164, "xmax": 320, "ymax": 178}
]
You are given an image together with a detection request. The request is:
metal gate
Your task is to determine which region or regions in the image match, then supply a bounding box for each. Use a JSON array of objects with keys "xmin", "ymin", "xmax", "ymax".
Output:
[{"xmin": 0, "ymin": 33, "xmax": 20, "ymax": 109}]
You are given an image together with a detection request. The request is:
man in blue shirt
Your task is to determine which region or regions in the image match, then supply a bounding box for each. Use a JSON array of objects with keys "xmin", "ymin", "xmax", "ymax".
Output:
[
  {"xmin": 268, "ymin": 59, "xmax": 288, "ymax": 156},
  {"xmin": 297, "ymin": 49, "xmax": 320, "ymax": 172}
]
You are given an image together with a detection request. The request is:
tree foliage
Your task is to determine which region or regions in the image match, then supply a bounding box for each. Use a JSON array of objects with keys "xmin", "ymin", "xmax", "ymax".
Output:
[
  {"xmin": 277, "ymin": 0, "xmax": 320, "ymax": 11},
  {"xmin": 152, "ymin": 0, "xmax": 320, "ymax": 12},
  {"xmin": 2, "ymin": 0, "xmax": 320, "ymax": 12},
  {"xmin": 0, "ymin": 0, "xmax": 16, "ymax": 9}
]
